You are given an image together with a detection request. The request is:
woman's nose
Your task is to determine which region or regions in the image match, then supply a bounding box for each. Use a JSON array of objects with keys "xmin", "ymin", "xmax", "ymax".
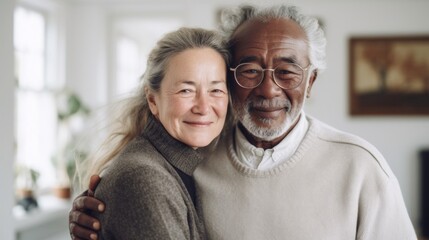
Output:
[{"xmin": 192, "ymin": 92, "xmax": 210, "ymax": 115}]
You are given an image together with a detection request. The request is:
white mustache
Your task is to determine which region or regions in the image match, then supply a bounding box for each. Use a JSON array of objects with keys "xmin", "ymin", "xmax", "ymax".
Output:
[{"xmin": 248, "ymin": 99, "xmax": 292, "ymax": 111}]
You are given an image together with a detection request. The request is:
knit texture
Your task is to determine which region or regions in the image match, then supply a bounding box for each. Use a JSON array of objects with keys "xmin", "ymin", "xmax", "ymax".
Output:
[
  {"xmin": 94, "ymin": 116, "xmax": 206, "ymax": 240},
  {"xmin": 194, "ymin": 115, "xmax": 417, "ymax": 240}
]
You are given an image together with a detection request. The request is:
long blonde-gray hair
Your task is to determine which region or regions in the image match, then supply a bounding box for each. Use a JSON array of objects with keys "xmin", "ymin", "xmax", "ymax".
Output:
[{"xmin": 76, "ymin": 27, "xmax": 230, "ymax": 190}]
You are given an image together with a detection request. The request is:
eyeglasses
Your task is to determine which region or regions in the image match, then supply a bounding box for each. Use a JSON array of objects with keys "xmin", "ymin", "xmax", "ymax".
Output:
[{"xmin": 229, "ymin": 62, "xmax": 311, "ymax": 90}]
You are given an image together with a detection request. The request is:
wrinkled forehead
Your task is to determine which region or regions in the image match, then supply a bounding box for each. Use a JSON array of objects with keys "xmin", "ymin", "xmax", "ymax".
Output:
[
  {"xmin": 231, "ymin": 18, "xmax": 307, "ymax": 43},
  {"xmin": 230, "ymin": 19, "xmax": 310, "ymax": 64}
]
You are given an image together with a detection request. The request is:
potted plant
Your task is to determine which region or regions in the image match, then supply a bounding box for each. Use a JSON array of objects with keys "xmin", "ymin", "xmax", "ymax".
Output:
[
  {"xmin": 53, "ymin": 89, "xmax": 90, "ymax": 199},
  {"xmin": 15, "ymin": 164, "xmax": 40, "ymax": 211}
]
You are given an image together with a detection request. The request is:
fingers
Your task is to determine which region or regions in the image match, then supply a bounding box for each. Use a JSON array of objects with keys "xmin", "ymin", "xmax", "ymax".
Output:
[
  {"xmin": 88, "ymin": 175, "xmax": 101, "ymax": 197},
  {"xmin": 69, "ymin": 208, "xmax": 101, "ymax": 229},
  {"xmin": 69, "ymin": 174, "xmax": 103, "ymax": 240},
  {"xmin": 69, "ymin": 209, "xmax": 101, "ymax": 239},
  {"xmin": 70, "ymin": 222, "xmax": 99, "ymax": 240},
  {"xmin": 73, "ymin": 195, "xmax": 105, "ymax": 212}
]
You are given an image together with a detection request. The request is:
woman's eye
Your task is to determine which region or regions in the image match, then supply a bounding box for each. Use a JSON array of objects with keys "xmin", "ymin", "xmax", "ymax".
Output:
[
  {"xmin": 179, "ymin": 89, "xmax": 193, "ymax": 93},
  {"xmin": 211, "ymin": 89, "xmax": 227, "ymax": 96}
]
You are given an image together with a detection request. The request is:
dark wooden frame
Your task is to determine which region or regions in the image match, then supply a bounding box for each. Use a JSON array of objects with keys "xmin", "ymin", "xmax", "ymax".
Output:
[{"xmin": 349, "ymin": 36, "xmax": 429, "ymax": 115}]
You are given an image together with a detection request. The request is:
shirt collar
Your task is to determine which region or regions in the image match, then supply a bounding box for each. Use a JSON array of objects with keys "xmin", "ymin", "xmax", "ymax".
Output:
[{"xmin": 234, "ymin": 111, "xmax": 309, "ymax": 170}]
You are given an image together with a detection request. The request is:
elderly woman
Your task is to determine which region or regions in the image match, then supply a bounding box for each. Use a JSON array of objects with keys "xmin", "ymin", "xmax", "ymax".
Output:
[{"xmin": 76, "ymin": 27, "xmax": 230, "ymax": 240}]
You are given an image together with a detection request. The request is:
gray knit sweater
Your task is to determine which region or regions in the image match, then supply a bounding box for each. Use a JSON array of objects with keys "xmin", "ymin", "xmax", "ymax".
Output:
[{"xmin": 94, "ymin": 116, "xmax": 206, "ymax": 240}]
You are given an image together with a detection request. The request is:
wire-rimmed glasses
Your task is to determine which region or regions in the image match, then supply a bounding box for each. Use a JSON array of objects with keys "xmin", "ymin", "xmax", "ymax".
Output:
[{"xmin": 229, "ymin": 62, "xmax": 311, "ymax": 90}]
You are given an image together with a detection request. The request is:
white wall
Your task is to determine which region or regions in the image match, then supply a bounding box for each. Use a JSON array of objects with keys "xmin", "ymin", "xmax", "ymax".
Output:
[
  {"xmin": 61, "ymin": 0, "xmax": 429, "ymax": 233},
  {"xmin": 0, "ymin": 0, "xmax": 16, "ymax": 239},
  {"xmin": 65, "ymin": 3, "xmax": 108, "ymax": 109}
]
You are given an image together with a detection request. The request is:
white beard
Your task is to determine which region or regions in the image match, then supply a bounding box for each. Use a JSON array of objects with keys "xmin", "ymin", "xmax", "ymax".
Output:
[{"xmin": 233, "ymin": 98, "xmax": 303, "ymax": 141}]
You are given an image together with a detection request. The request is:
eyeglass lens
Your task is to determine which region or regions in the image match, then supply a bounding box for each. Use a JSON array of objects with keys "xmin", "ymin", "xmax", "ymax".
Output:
[{"xmin": 235, "ymin": 63, "xmax": 304, "ymax": 89}]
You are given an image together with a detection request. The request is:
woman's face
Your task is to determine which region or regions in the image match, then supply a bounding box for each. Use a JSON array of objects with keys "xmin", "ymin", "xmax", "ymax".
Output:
[{"xmin": 147, "ymin": 48, "xmax": 228, "ymax": 148}]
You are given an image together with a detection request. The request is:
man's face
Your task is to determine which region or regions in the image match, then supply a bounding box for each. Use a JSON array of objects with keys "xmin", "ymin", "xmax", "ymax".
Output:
[{"xmin": 230, "ymin": 19, "xmax": 317, "ymax": 146}]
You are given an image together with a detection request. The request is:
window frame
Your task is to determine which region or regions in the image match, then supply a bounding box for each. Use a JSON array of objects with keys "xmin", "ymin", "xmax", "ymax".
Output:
[{"xmin": 14, "ymin": 2, "xmax": 66, "ymax": 193}]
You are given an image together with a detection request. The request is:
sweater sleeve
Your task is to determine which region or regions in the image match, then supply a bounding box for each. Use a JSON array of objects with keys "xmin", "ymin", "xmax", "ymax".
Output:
[
  {"xmin": 95, "ymin": 165, "xmax": 191, "ymax": 240},
  {"xmin": 356, "ymin": 176, "xmax": 417, "ymax": 240}
]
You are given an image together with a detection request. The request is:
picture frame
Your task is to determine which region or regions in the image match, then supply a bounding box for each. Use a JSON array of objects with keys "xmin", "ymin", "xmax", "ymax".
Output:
[{"xmin": 349, "ymin": 36, "xmax": 429, "ymax": 115}]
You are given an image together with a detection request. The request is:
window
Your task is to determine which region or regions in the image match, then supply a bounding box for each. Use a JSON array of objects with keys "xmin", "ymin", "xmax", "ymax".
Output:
[
  {"xmin": 112, "ymin": 18, "xmax": 183, "ymax": 100},
  {"xmin": 14, "ymin": 7, "xmax": 58, "ymax": 190},
  {"xmin": 115, "ymin": 36, "xmax": 141, "ymax": 97}
]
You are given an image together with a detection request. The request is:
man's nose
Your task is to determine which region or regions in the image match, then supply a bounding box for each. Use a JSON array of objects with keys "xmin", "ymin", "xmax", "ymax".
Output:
[{"xmin": 255, "ymin": 69, "xmax": 282, "ymax": 98}]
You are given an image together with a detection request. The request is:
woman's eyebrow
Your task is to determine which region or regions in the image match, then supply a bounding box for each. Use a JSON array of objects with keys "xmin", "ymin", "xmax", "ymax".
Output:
[
  {"xmin": 178, "ymin": 80, "xmax": 196, "ymax": 86},
  {"xmin": 210, "ymin": 80, "xmax": 227, "ymax": 85}
]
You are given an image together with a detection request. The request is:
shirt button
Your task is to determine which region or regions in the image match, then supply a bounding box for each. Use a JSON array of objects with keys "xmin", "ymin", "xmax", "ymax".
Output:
[{"xmin": 255, "ymin": 149, "xmax": 264, "ymax": 156}]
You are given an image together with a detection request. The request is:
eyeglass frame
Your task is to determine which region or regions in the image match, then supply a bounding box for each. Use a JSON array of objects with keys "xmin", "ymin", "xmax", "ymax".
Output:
[{"xmin": 229, "ymin": 62, "xmax": 312, "ymax": 90}]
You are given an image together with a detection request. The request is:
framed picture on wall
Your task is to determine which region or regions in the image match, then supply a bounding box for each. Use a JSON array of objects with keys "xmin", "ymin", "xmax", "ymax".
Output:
[{"xmin": 349, "ymin": 36, "xmax": 429, "ymax": 115}]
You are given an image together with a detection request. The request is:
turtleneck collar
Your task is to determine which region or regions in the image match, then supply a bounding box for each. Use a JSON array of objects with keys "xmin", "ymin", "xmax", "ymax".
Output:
[{"xmin": 143, "ymin": 116, "xmax": 204, "ymax": 176}]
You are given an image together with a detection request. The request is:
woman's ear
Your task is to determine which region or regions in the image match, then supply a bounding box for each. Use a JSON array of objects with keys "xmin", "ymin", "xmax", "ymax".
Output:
[{"xmin": 146, "ymin": 87, "xmax": 159, "ymax": 117}]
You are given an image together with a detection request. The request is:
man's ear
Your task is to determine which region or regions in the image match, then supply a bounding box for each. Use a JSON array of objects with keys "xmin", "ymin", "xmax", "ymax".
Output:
[
  {"xmin": 146, "ymin": 87, "xmax": 159, "ymax": 117},
  {"xmin": 306, "ymin": 70, "xmax": 318, "ymax": 98}
]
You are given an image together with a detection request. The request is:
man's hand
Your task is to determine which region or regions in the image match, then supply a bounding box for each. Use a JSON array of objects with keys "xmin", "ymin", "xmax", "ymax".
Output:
[{"xmin": 69, "ymin": 175, "xmax": 104, "ymax": 240}]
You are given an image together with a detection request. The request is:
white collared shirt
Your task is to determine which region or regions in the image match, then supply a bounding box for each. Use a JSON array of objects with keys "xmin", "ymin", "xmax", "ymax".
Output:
[{"xmin": 234, "ymin": 111, "xmax": 309, "ymax": 170}]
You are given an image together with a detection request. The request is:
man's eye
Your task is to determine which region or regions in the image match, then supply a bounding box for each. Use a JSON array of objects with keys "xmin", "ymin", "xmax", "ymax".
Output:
[
  {"xmin": 240, "ymin": 69, "xmax": 261, "ymax": 79},
  {"xmin": 243, "ymin": 69, "xmax": 259, "ymax": 73},
  {"xmin": 277, "ymin": 70, "xmax": 292, "ymax": 75},
  {"xmin": 240, "ymin": 69, "xmax": 260, "ymax": 75}
]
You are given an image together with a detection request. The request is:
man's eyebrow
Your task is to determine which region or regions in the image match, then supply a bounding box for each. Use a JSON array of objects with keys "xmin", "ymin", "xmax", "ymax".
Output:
[
  {"xmin": 238, "ymin": 56, "xmax": 300, "ymax": 64},
  {"xmin": 238, "ymin": 56, "xmax": 259, "ymax": 64},
  {"xmin": 277, "ymin": 56, "xmax": 299, "ymax": 64}
]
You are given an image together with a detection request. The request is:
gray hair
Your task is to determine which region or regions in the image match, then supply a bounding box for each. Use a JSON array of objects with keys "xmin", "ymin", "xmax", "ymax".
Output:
[
  {"xmin": 219, "ymin": 4, "xmax": 327, "ymax": 72},
  {"xmin": 78, "ymin": 27, "xmax": 229, "ymax": 190},
  {"xmin": 133, "ymin": 27, "xmax": 230, "ymax": 144},
  {"xmin": 143, "ymin": 27, "xmax": 230, "ymax": 93},
  {"xmin": 137, "ymin": 27, "xmax": 230, "ymax": 126}
]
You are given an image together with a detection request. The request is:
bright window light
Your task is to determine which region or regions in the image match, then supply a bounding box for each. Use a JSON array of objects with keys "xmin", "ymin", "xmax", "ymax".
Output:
[
  {"xmin": 14, "ymin": 7, "xmax": 46, "ymax": 90},
  {"xmin": 113, "ymin": 18, "xmax": 183, "ymax": 99},
  {"xmin": 115, "ymin": 37, "xmax": 140, "ymax": 97},
  {"xmin": 14, "ymin": 7, "xmax": 57, "ymax": 190}
]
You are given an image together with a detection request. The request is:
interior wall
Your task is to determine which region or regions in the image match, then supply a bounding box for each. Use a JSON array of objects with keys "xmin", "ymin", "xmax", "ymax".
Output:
[
  {"xmin": 66, "ymin": 3, "xmax": 108, "ymax": 109},
  {"xmin": 0, "ymin": 0, "xmax": 423, "ymax": 238},
  {"xmin": 0, "ymin": 0, "xmax": 16, "ymax": 239},
  {"xmin": 65, "ymin": 0, "xmax": 429, "ymax": 232},
  {"xmin": 292, "ymin": 1, "xmax": 429, "ymax": 228}
]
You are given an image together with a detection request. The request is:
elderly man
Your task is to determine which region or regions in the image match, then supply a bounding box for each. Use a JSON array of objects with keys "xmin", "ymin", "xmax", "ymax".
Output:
[{"xmin": 70, "ymin": 4, "xmax": 416, "ymax": 240}]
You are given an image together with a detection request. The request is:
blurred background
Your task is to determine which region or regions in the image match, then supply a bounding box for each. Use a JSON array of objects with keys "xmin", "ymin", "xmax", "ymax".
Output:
[{"xmin": 1, "ymin": 0, "xmax": 429, "ymax": 239}]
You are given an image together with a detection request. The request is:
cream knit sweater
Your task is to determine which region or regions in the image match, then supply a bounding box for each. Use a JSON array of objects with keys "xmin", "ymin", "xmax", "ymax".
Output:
[{"xmin": 194, "ymin": 116, "xmax": 416, "ymax": 240}]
